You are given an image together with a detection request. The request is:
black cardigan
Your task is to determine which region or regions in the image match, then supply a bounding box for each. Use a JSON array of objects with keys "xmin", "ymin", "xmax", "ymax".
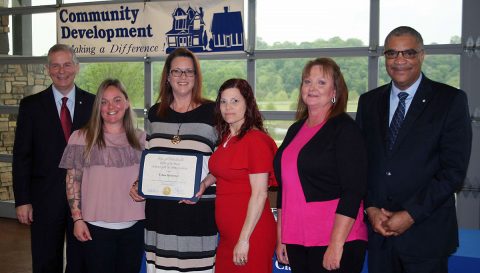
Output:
[{"xmin": 273, "ymin": 113, "xmax": 367, "ymax": 218}]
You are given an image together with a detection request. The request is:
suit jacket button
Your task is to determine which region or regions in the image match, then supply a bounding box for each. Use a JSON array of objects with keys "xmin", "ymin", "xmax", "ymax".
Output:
[{"xmin": 386, "ymin": 171, "xmax": 392, "ymax": 176}]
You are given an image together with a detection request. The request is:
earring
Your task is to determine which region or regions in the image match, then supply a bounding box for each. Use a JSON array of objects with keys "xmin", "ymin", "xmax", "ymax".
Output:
[{"xmin": 331, "ymin": 96, "xmax": 336, "ymax": 104}]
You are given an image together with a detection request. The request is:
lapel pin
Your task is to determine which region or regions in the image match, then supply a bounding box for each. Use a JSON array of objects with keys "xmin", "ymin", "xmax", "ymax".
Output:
[
  {"xmin": 422, "ymin": 99, "xmax": 426, "ymax": 103},
  {"xmin": 79, "ymin": 101, "xmax": 82, "ymax": 105}
]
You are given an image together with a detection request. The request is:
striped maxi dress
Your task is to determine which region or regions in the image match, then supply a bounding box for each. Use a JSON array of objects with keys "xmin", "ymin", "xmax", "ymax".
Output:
[{"xmin": 144, "ymin": 102, "xmax": 218, "ymax": 273}]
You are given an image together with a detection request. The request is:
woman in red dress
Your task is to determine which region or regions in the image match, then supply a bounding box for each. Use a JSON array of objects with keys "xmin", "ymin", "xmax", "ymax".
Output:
[{"xmin": 199, "ymin": 78, "xmax": 277, "ymax": 273}]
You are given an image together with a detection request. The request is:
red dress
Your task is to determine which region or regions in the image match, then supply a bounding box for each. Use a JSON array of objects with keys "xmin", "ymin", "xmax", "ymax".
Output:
[{"xmin": 209, "ymin": 130, "xmax": 277, "ymax": 273}]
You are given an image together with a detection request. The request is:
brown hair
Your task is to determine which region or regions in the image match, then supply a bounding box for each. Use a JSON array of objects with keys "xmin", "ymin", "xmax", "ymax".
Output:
[
  {"xmin": 156, "ymin": 48, "xmax": 208, "ymax": 117},
  {"xmin": 215, "ymin": 78, "xmax": 266, "ymax": 140},
  {"xmin": 295, "ymin": 58, "xmax": 348, "ymax": 121}
]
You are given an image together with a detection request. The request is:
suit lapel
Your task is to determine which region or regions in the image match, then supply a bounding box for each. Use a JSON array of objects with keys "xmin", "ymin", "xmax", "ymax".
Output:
[
  {"xmin": 378, "ymin": 84, "xmax": 391, "ymax": 153},
  {"xmin": 72, "ymin": 87, "xmax": 91, "ymax": 130},
  {"xmin": 390, "ymin": 76, "xmax": 434, "ymax": 153}
]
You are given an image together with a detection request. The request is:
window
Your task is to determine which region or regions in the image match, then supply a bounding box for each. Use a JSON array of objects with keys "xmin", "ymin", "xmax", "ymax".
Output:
[
  {"xmin": 7, "ymin": 12, "xmax": 56, "ymax": 56},
  {"xmin": 379, "ymin": 0, "xmax": 462, "ymax": 45},
  {"xmin": 63, "ymin": 0, "xmax": 104, "ymax": 3},
  {"xmin": 9, "ymin": 0, "xmax": 56, "ymax": 7},
  {"xmin": 256, "ymin": 0, "xmax": 369, "ymax": 49},
  {"xmin": 76, "ymin": 62, "xmax": 145, "ymax": 108},
  {"xmin": 0, "ymin": 0, "xmax": 467, "ymax": 203},
  {"xmin": 256, "ymin": 57, "xmax": 367, "ymax": 112},
  {"xmin": 264, "ymin": 120, "xmax": 291, "ymax": 145}
]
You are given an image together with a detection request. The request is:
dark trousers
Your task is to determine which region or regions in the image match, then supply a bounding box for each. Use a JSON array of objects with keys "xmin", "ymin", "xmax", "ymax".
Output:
[
  {"xmin": 83, "ymin": 221, "xmax": 144, "ymax": 273},
  {"xmin": 368, "ymin": 242, "xmax": 449, "ymax": 273},
  {"xmin": 31, "ymin": 197, "xmax": 85, "ymax": 273},
  {"xmin": 286, "ymin": 240, "xmax": 367, "ymax": 273}
]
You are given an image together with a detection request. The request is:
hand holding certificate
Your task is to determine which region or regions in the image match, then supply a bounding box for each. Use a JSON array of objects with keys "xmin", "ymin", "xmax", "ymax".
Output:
[{"xmin": 138, "ymin": 150, "xmax": 203, "ymax": 201}]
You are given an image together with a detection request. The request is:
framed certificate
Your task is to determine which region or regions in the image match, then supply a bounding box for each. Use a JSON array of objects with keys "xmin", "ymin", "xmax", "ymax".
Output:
[{"xmin": 138, "ymin": 150, "xmax": 203, "ymax": 201}]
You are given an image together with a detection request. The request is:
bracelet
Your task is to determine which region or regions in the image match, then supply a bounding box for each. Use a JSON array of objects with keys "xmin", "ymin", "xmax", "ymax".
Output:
[
  {"xmin": 238, "ymin": 240, "xmax": 249, "ymax": 245},
  {"xmin": 73, "ymin": 218, "xmax": 83, "ymax": 224}
]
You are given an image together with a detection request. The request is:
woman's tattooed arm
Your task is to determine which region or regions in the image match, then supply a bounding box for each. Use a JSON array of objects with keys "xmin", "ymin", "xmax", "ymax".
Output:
[{"xmin": 66, "ymin": 168, "xmax": 83, "ymax": 220}]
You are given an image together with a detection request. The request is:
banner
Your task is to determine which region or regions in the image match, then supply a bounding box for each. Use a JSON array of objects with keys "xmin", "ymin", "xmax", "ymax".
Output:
[{"xmin": 57, "ymin": 0, "xmax": 244, "ymax": 57}]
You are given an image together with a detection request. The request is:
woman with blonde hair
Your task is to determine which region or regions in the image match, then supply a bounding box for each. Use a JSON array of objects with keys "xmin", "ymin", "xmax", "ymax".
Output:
[{"xmin": 60, "ymin": 78, "xmax": 145, "ymax": 273}]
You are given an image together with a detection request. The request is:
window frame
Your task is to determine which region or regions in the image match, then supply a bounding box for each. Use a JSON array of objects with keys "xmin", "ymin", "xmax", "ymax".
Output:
[{"xmin": 0, "ymin": 0, "xmax": 468, "ymax": 178}]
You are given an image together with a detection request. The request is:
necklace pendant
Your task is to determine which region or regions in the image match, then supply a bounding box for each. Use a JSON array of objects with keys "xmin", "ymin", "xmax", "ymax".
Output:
[
  {"xmin": 222, "ymin": 133, "xmax": 234, "ymax": 148},
  {"xmin": 171, "ymin": 135, "xmax": 181, "ymax": 144}
]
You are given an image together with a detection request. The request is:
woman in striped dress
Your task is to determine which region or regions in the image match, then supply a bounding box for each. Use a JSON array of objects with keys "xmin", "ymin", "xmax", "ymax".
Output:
[{"xmin": 130, "ymin": 48, "xmax": 217, "ymax": 273}]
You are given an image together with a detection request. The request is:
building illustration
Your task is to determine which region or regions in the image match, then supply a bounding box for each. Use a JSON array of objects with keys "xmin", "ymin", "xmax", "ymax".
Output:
[
  {"xmin": 209, "ymin": 6, "xmax": 244, "ymax": 51},
  {"xmin": 165, "ymin": 5, "xmax": 244, "ymax": 53},
  {"xmin": 165, "ymin": 6, "xmax": 209, "ymax": 53}
]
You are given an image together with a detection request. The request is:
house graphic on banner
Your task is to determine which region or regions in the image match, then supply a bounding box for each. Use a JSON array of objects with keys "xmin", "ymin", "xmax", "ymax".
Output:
[
  {"xmin": 165, "ymin": 6, "xmax": 244, "ymax": 53},
  {"xmin": 209, "ymin": 6, "xmax": 244, "ymax": 52},
  {"xmin": 165, "ymin": 6, "xmax": 209, "ymax": 53}
]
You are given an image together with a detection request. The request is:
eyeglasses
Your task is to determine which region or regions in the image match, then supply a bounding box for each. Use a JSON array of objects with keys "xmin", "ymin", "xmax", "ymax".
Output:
[
  {"xmin": 383, "ymin": 49, "xmax": 422, "ymax": 59},
  {"xmin": 170, "ymin": 68, "xmax": 195, "ymax": 77}
]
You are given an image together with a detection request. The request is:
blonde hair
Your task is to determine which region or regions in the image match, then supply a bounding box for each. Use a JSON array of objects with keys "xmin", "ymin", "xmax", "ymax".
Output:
[{"xmin": 82, "ymin": 78, "xmax": 141, "ymax": 159}]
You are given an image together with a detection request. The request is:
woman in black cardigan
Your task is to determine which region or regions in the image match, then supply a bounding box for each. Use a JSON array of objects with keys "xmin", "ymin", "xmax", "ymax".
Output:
[{"xmin": 273, "ymin": 58, "xmax": 368, "ymax": 273}]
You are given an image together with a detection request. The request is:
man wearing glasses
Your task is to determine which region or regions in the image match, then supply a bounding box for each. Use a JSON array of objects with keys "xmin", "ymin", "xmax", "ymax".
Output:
[
  {"xmin": 13, "ymin": 44, "xmax": 95, "ymax": 273},
  {"xmin": 356, "ymin": 26, "xmax": 472, "ymax": 273}
]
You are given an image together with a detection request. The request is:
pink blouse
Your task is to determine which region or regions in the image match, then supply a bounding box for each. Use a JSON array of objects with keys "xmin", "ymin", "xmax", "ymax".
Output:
[
  {"xmin": 281, "ymin": 122, "xmax": 367, "ymax": 246},
  {"xmin": 59, "ymin": 130, "xmax": 146, "ymax": 223}
]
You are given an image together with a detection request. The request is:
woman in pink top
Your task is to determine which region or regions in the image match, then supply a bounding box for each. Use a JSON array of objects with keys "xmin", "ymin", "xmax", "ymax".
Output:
[
  {"xmin": 273, "ymin": 58, "xmax": 368, "ymax": 273},
  {"xmin": 59, "ymin": 79, "xmax": 145, "ymax": 273}
]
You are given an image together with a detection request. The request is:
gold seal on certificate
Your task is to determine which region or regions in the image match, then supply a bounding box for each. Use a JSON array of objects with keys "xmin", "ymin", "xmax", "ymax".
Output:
[
  {"xmin": 162, "ymin": 186, "xmax": 172, "ymax": 195},
  {"xmin": 138, "ymin": 150, "xmax": 203, "ymax": 201}
]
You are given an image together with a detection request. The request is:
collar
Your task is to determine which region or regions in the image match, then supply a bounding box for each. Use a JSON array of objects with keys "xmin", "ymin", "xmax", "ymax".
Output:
[
  {"xmin": 52, "ymin": 85, "xmax": 76, "ymax": 104},
  {"xmin": 390, "ymin": 74, "xmax": 422, "ymax": 99}
]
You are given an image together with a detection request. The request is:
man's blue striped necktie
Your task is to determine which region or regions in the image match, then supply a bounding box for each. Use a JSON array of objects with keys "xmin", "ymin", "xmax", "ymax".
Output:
[{"xmin": 388, "ymin": 92, "xmax": 408, "ymax": 150}]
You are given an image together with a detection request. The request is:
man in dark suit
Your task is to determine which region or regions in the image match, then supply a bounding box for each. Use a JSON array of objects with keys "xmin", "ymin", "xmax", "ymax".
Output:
[
  {"xmin": 13, "ymin": 44, "xmax": 95, "ymax": 273},
  {"xmin": 356, "ymin": 26, "xmax": 472, "ymax": 273}
]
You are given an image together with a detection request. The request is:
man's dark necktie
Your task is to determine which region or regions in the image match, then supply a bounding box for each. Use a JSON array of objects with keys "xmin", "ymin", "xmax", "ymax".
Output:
[
  {"xmin": 388, "ymin": 92, "xmax": 408, "ymax": 150},
  {"xmin": 60, "ymin": 97, "xmax": 72, "ymax": 142}
]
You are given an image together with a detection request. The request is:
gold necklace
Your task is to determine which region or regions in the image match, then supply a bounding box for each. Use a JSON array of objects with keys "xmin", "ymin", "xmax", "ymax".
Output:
[
  {"xmin": 171, "ymin": 130, "xmax": 182, "ymax": 144},
  {"xmin": 171, "ymin": 103, "xmax": 191, "ymax": 144}
]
